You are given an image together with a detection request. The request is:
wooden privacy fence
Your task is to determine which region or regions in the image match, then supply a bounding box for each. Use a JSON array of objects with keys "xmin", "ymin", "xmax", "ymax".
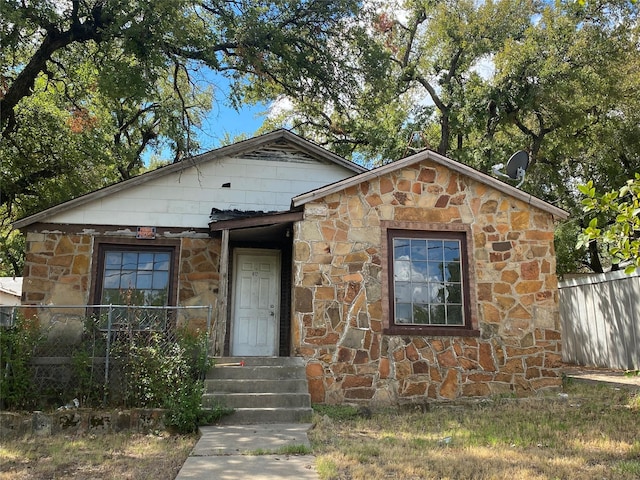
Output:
[{"xmin": 559, "ymin": 269, "xmax": 640, "ymax": 370}]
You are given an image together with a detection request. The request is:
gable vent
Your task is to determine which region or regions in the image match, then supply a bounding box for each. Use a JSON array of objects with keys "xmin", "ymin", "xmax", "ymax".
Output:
[{"xmin": 236, "ymin": 142, "xmax": 326, "ymax": 165}]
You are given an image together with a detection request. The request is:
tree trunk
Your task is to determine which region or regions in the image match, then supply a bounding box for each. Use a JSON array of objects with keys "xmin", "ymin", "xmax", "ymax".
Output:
[
  {"xmin": 588, "ymin": 240, "xmax": 604, "ymax": 273},
  {"xmin": 439, "ymin": 111, "xmax": 450, "ymax": 155}
]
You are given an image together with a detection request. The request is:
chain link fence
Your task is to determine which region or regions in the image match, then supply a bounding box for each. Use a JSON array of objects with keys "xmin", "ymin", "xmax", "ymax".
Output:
[{"xmin": 0, "ymin": 304, "xmax": 212, "ymax": 410}]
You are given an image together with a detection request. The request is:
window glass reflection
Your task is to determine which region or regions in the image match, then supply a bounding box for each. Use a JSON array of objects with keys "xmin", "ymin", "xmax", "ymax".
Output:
[
  {"xmin": 101, "ymin": 249, "xmax": 171, "ymax": 307},
  {"xmin": 392, "ymin": 236, "xmax": 465, "ymax": 327}
]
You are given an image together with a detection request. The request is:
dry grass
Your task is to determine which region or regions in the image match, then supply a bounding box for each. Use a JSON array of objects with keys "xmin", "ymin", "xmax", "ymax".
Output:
[
  {"xmin": 2, "ymin": 382, "xmax": 638, "ymax": 480},
  {"xmin": 0, "ymin": 431, "xmax": 196, "ymax": 480},
  {"xmin": 310, "ymin": 382, "xmax": 640, "ymax": 480}
]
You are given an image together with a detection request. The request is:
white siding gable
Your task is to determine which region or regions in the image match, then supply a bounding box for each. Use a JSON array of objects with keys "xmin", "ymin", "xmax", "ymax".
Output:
[{"xmin": 43, "ymin": 149, "xmax": 356, "ymax": 229}]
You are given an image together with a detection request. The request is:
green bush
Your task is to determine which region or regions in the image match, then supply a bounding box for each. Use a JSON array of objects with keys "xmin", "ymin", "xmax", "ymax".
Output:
[
  {"xmin": 111, "ymin": 328, "xmax": 229, "ymax": 433},
  {"xmin": 70, "ymin": 315, "xmax": 109, "ymax": 407},
  {"xmin": 71, "ymin": 347, "xmax": 104, "ymax": 407},
  {"xmin": 163, "ymin": 379, "xmax": 232, "ymax": 434},
  {"xmin": 0, "ymin": 315, "xmax": 42, "ymax": 410},
  {"xmin": 2, "ymin": 317, "xmax": 230, "ymax": 432}
]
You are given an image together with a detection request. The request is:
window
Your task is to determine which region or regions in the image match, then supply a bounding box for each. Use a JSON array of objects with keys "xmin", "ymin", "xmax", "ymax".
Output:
[
  {"xmin": 384, "ymin": 226, "xmax": 477, "ymax": 336},
  {"xmin": 93, "ymin": 242, "xmax": 178, "ymax": 330},
  {"xmin": 101, "ymin": 250, "xmax": 171, "ymax": 306}
]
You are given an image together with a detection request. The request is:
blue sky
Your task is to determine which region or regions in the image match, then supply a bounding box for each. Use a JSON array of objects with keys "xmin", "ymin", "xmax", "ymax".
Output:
[
  {"xmin": 195, "ymin": 99, "xmax": 269, "ymax": 151},
  {"xmin": 190, "ymin": 68, "xmax": 272, "ymax": 152},
  {"xmin": 145, "ymin": 71, "xmax": 273, "ymax": 164},
  {"xmin": 145, "ymin": 102, "xmax": 268, "ymax": 165}
]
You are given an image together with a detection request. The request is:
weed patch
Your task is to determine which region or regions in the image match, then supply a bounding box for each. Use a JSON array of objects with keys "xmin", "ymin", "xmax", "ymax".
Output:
[
  {"xmin": 248, "ymin": 444, "xmax": 313, "ymax": 456},
  {"xmin": 313, "ymin": 404, "xmax": 365, "ymax": 420}
]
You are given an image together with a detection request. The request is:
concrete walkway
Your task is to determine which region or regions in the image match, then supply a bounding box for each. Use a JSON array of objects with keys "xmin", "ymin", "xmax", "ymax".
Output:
[
  {"xmin": 174, "ymin": 424, "xmax": 318, "ymax": 480},
  {"xmin": 563, "ymin": 366, "xmax": 640, "ymax": 389}
]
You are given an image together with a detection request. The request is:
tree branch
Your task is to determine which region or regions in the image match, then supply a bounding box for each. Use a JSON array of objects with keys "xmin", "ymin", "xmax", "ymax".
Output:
[{"xmin": 1, "ymin": 7, "xmax": 105, "ymax": 133}]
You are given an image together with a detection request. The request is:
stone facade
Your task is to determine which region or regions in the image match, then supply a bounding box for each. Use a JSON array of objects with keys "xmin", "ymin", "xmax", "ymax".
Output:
[
  {"xmin": 18, "ymin": 154, "xmax": 564, "ymax": 406},
  {"xmin": 293, "ymin": 159, "xmax": 562, "ymax": 405},
  {"xmin": 22, "ymin": 232, "xmax": 92, "ymax": 306},
  {"xmin": 21, "ymin": 230, "xmax": 219, "ymax": 335},
  {"xmin": 177, "ymin": 236, "xmax": 221, "ymax": 332}
]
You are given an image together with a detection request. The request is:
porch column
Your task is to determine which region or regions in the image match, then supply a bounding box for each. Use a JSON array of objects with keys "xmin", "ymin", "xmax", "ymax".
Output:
[{"xmin": 213, "ymin": 228, "xmax": 230, "ymax": 356}]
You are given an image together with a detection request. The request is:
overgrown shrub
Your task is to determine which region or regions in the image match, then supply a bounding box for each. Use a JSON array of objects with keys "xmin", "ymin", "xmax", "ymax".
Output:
[
  {"xmin": 71, "ymin": 348, "xmax": 104, "ymax": 407},
  {"xmin": 0, "ymin": 315, "xmax": 42, "ymax": 410},
  {"xmin": 111, "ymin": 327, "xmax": 227, "ymax": 433},
  {"xmin": 163, "ymin": 378, "xmax": 231, "ymax": 434},
  {"xmin": 70, "ymin": 315, "xmax": 108, "ymax": 407},
  {"xmin": 2, "ymin": 316, "xmax": 229, "ymax": 432}
]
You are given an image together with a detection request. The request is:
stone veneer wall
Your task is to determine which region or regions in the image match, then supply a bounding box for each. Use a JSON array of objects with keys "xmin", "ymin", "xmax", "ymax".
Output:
[
  {"xmin": 21, "ymin": 230, "xmax": 220, "ymax": 335},
  {"xmin": 293, "ymin": 159, "xmax": 563, "ymax": 405},
  {"xmin": 177, "ymin": 236, "xmax": 221, "ymax": 331},
  {"xmin": 22, "ymin": 232, "xmax": 93, "ymax": 306}
]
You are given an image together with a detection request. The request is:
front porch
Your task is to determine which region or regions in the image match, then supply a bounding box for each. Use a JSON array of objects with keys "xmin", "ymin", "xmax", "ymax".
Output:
[{"xmin": 209, "ymin": 211, "xmax": 300, "ymax": 358}]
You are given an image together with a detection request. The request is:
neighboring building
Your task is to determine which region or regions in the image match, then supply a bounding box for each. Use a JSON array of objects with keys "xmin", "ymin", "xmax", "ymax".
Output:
[
  {"xmin": 0, "ymin": 277, "xmax": 22, "ymax": 305},
  {"xmin": 13, "ymin": 130, "xmax": 569, "ymax": 404},
  {"xmin": 0, "ymin": 277, "xmax": 22, "ymax": 326}
]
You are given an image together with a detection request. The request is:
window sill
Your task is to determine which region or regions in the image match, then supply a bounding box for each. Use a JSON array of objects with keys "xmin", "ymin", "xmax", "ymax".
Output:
[{"xmin": 383, "ymin": 326, "xmax": 480, "ymax": 337}]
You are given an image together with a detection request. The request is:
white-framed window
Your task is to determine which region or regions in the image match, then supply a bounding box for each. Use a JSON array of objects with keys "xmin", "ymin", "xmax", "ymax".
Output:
[{"xmin": 392, "ymin": 236, "xmax": 464, "ymax": 326}]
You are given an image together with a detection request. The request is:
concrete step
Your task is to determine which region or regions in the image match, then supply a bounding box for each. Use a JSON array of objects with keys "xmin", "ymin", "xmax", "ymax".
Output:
[
  {"xmin": 212, "ymin": 356, "xmax": 306, "ymax": 367},
  {"xmin": 205, "ymin": 378, "xmax": 309, "ymax": 394},
  {"xmin": 206, "ymin": 365, "xmax": 307, "ymax": 381},
  {"xmin": 203, "ymin": 356, "xmax": 312, "ymax": 425},
  {"xmin": 214, "ymin": 407, "xmax": 313, "ymax": 425},
  {"xmin": 202, "ymin": 392, "xmax": 311, "ymax": 409}
]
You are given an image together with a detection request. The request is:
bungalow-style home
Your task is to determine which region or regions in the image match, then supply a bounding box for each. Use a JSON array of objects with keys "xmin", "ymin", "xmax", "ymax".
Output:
[{"xmin": 14, "ymin": 130, "xmax": 569, "ymax": 404}]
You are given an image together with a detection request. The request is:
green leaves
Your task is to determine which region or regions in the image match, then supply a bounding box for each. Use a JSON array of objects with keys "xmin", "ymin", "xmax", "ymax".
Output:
[
  {"xmin": 577, "ymin": 181, "xmax": 596, "ymax": 199},
  {"xmin": 261, "ymin": 0, "xmax": 640, "ymax": 276},
  {"xmin": 578, "ymin": 174, "xmax": 640, "ymax": 274},
  {"xmin": 1, "ymin": 0, "xmax": 364, "ymax": 274},
  {"xmin": 0, "ymin": 315, "xmax": 43, "ymax": 410}
]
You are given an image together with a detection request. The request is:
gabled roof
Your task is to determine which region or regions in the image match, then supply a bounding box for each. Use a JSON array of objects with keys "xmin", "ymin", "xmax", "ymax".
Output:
[
  {"xmin": 293, "ymin": 148, "xmax": 570, "ymax": 220},
  {"xmin": 13, "ymin": 129, "xmax": 366, "ymax": 229}
]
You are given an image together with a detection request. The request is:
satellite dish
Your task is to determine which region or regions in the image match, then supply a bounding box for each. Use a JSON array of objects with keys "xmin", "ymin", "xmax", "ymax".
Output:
[
  {"xmin": 505, "ymin": 150, "xmax": 529, "ymax": 180},
  {"xmin": 491, "ymin": 150, "xmax": 529, "ymax": 188}
]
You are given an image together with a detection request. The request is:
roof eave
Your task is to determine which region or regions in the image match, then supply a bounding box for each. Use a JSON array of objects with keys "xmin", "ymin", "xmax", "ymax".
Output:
[
  {"xmin": 13, "ymin": 129, "xmax": 364, "ymax": 230},
  {"xmin": 209, "ymin": 210, "xmax": 304, "ymax": 232}
]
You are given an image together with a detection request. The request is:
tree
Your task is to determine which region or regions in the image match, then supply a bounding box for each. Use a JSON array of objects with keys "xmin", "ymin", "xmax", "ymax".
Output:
[
  {"xmin": 0, "ymin": 0, "xmax": 362, "ymax": 275},
  {"xmin": 578, "ymin": 175, "xmax": 640, "ymax": 274},
  {"xmin": 1, "ymin": 1, "xmax": 360, "ymax": 136},
  {"xmin": 262, "ymin": 0, "xmax": 534, "ymax": 161},
  {"xmin": 490, "ymin": 0, "xmax": 640, "ymax": 273},
  {"xmin": 0, "ymin": 0, "xmax": 363, "ymax": 181},
  {"xmin": 264, "ymin": 0, "xmax": 640, "ymax": 275}
]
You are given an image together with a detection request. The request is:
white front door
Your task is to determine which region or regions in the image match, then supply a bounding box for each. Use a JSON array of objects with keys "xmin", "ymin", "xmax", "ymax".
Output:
[{"xmin": 231, "ymin": 250, "xmax": 280, "ymax": 356}]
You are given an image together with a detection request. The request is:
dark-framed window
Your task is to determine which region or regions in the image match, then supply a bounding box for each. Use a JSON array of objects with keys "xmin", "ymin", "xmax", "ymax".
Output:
[
  {"xmin": 382, "ymin": 223, "xmax": 478, "ymax": 336},
  {"xmin": 91, "ymin": 239, "xmax": 180, "ymax": 330},
  {"xmin": 101, "ymin": 249, "xmax": 172, "ymax": 306}
]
